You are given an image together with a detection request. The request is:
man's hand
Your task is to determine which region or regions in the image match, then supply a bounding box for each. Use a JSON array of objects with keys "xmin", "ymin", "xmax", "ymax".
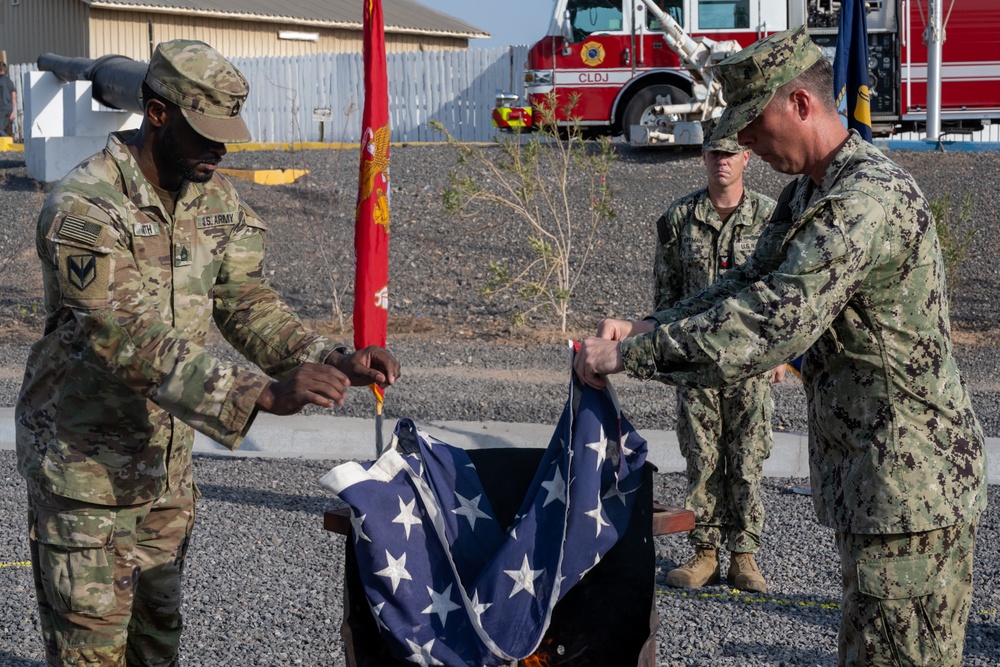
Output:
[
  {"xmin": 596, "ymin": 318, "xmax": 633, "ymax": 341},
  {"xmin": 771, "ymin": 365, "xmax": 786, "ymax": 384},
  {"xmin": 573, "ymin": 337, "xmax": 625, "ymax": 389},
  {"xmin": 326, "ymin": 345, "xmax": 401, "ymax": 388},
  {"xmin": 255, "ymin": 362, "xmax": 352, "ymax": 415},
  {"xmin": 596, "ymin": 317, "xmax": 655, "ymax": 341}
]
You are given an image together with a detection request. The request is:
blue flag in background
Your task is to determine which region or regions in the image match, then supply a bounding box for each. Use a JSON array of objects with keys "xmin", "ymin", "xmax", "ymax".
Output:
[{"xmin": 834, "ymin": 0, "xmax": 873, "ymax": 142}]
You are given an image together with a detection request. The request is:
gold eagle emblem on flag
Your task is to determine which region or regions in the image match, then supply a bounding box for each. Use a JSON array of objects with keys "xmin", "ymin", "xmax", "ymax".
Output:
[
  {"xmin": 357, "ymin": 124, "xmax": 390, "ymax": 233},
  {"xmin": 853, "ymin": 85, "xmax": 872, "ymax": 127}
]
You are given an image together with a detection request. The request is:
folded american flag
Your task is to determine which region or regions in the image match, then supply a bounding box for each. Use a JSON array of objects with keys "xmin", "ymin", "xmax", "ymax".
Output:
[{"xmin": 320, "ymin": 374, "xmax": 648, "ymax": 666}]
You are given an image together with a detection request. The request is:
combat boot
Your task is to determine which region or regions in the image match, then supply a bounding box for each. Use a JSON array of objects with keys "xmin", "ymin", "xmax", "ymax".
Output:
[
  {"xmin": 728, "ymin": 551, "xmax": 766, "ymax": 592},
  {"xmin": 664, "ymin": 547, "xmax": 720, "ymax": 589}
]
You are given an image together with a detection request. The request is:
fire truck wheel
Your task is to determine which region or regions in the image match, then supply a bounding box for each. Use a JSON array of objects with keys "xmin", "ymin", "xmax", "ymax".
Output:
[{"xmin": 622, "ymin": 84, "xmax": 690, "ymax": 142}]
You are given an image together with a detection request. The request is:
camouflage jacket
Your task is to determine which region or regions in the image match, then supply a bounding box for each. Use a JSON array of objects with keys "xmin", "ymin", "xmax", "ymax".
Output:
[
  {"xmin": 622, "ymin": 132, "xmax": 986, "ymax": 533},
  {"xmin": 653, "ymin": 187, "xmax": 775, "ymax": 311},
  {"xmin": 16, "ymin": 132, "xmax": 340, "ymax": 505}
]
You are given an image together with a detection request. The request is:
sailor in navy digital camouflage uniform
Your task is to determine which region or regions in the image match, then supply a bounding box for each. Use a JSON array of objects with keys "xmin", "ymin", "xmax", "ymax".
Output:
[
  {"xmin": 654, "ymin": 120, "xmax": 781, "ymax": 594},
  {"xmin": 574, "ymin": 26, "xmax": 986, "ymax": 666}
]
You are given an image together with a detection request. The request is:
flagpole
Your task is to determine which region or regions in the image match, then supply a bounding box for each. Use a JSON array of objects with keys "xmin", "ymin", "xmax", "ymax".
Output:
[
  {"xmin": 353, "ymin": 0, "xmax": 391, "ymax": 457},
  {"xmin": 925, "ymin": 0, "xmax": 943, "ymax": 141},
  {"xmin": 372, "ymin": 384, "xmax": 385, "ymax": 455}
]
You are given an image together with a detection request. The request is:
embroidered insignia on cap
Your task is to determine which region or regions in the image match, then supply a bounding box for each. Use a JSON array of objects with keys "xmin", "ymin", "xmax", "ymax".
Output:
[
  {"xmin": 60, "ymin": 215, "xmax": 102, "ymax": 247},
  {"xmin": 67, "ymin": 254, "xmax": 97, "ymax": 291}
]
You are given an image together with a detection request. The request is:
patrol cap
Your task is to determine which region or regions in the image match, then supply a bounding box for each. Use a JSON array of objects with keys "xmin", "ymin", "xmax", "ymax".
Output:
[
  {"xmin": 713, "ymin": 25, "xmax": 823, "ymax": 140},
  {"xmin": 144, "ymin": 39, "xmax": 251, "ymax": 144},
  {"xmin": 701, "ymin": 118, "xmax": 744, "ymax": 154}
]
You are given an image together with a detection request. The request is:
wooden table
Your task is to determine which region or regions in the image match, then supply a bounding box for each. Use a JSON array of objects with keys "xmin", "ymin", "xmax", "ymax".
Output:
[{"xmin": 324, "ymin": 501, "xmax": 693, "ymax": 536}]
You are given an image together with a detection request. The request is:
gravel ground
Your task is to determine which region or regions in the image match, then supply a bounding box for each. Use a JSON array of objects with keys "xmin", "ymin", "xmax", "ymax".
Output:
[
  {"xmin": 1, "ymin": 452, "xmax": 998, "ymax": 666},
  {"xmin": 0, "ymin": 144, "xmax": 998, "ymax": 665},
  {"xmin": 0, "ymin": 144, "xmax": 997, "ymax": 435}
]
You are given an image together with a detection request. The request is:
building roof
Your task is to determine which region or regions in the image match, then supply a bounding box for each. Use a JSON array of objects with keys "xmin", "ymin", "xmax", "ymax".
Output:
[{"xmin": 83, "ymin": 0, "xmax": 490, "ymax": 39}]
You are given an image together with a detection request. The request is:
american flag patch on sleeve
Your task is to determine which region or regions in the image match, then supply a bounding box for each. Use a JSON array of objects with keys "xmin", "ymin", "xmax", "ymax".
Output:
[{"xmin": 59, "ymin": 215, "xmax": 103, "ymax": 247}]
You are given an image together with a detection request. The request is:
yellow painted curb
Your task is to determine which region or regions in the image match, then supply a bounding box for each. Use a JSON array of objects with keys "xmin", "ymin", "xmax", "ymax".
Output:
[
  {"xmin": 0, "ymin": 137, "xmax": 25, "ymax": 152},
  {"xmin": 225, "ymin": 140, "xmax": 489, "ymax": 152},
  {"xmin": 219, "ymin": 168, "xmax": 309, "ymax": 185},
  {"xmin": 226, "ymin": 142, "xmax": 356, "ymax": 152}
]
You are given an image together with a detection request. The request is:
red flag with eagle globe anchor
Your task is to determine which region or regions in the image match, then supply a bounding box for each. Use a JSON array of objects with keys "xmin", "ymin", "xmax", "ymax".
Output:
[{"xmin": 354, "ymin": 0, "xmax": 390, "ymax": 431}]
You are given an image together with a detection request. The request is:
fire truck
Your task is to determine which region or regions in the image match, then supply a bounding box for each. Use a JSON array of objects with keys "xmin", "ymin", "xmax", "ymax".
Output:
[{"xmin": 492, "ymin": 0, "xmax": 1000, "ymax": 144}]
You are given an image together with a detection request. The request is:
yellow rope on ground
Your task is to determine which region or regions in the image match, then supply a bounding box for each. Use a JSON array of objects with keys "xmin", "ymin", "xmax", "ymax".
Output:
[
  {"xmin": 0, "ymin": 560, "xmax": 31, "ymax": 569},
  {"xmin": 657, "ymin": 587, "xmax": 841, "ymax": 609}
]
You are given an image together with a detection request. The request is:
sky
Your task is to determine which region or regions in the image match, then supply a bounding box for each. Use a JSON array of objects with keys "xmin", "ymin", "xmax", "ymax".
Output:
[{"xmin": 414, "ymin": 0, "xmax": 556, "ymax": 48}]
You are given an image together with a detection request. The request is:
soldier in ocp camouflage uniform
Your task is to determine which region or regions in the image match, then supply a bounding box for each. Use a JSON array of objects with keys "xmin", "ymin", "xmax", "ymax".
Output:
[
  {"xmin": 16, "ymin": 40, "xmax": 400, "ymax": 666},
  {"xmin": 653, "ymin": 123, "xmax": 780, "ymax": 593},
  {"xmin": 575, "ymin": 26, "xmax": 986, "ymax": 666}
]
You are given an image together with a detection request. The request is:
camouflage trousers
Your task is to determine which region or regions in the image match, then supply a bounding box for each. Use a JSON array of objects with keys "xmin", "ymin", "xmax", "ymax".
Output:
[
  {"xmin": 836, "ymin": 519, "xmax": 978, "ymax": 667},
  {"xmin": 27, "ymin": 478, "xmax": 196, "ymax": 667},
  {"xmin": 675, "ymin": 374, "xmax": 773, "ymax": 553}
]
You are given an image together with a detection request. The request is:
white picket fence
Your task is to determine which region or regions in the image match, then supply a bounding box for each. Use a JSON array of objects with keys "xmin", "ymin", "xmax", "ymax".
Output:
[
  {"xmin": 11, "ymin": 48, "xmax": 1000, "ymax": 145},
  {"xmin": 231, "ymin": 47, "xmax": 530, "ymax": 144},
  {"xmin": 11, "ymin": 47, "xmax": 529, "ymax": 145}
]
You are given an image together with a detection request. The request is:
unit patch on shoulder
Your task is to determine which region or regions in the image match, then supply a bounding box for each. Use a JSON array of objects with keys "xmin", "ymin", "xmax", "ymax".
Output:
[
  {"xmin": 197, "ymin": 211, "xmax": 238, "ymax": 228},
  {"xmin": 60, "ymin": 215, "xmax": 103, "ymax": 247},
  {"xmin": 67, "ymin": 254, "xmax": 98, "ymax": 291}
]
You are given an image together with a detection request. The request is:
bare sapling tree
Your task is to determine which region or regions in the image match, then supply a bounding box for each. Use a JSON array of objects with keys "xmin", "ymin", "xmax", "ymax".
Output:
[
  {"xmin": 930, "ymin": 191, "xmax": 976, "ymax": 305},
  {"xmin": 431, "ymin": 92, "xmax": 615, "ymax": 332}
]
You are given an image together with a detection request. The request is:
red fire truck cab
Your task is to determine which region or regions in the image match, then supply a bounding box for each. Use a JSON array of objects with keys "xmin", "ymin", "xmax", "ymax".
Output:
[{"xmin": 493, "ymin": 0, "xmax": 1000, "ymax": 143}]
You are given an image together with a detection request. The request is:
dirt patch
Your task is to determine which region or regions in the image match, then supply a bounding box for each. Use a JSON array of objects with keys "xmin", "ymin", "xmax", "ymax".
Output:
[
  {"xmin": 0, "ymin": 318, "xmax": 43, "ymax": 346},
  {"xmin": 951, "ymin": 326, "xmax": 1000, "ymax": 348},
  {"xmin": 303, "ymin": 314, "xmax": 593, "ymax": 347}
]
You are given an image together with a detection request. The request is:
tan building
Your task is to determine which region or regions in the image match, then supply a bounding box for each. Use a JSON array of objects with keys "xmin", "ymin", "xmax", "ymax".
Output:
[{"xmin": 0, "ymin": 0, "xmax": 489, "ymax": 65}]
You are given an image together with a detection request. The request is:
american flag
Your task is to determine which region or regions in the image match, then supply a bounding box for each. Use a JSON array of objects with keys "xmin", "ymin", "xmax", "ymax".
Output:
[{"xmin": 320, "ymin": 375, "xmax": 648, "ymax": 666}]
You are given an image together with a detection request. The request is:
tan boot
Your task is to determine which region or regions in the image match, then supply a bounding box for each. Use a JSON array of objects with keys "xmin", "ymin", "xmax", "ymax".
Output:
[
  {"xmin": 728, "ymin": 552, "xmax": 766, "ymax": 592},
  {"xmin": 664, "ymin": 548, "xmax": 720, "ymax": 589}
]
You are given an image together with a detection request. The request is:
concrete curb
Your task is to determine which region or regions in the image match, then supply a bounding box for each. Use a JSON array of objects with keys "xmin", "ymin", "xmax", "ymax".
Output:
[
  {"xmin": 875, "ymin": 139, "xmax": 1000, "ymax": 152},
  {"xmin": 3, "ymin": 408, "xmax": 998, "ymax": 483}
]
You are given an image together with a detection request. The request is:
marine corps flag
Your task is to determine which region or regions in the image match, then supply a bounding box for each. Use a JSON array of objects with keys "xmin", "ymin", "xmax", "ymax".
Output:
[
  {"xmin": 834, "ymin": 0, "xmax": 874, "ymax": 142},
  {"xmin": 354, "ymin": 0, "xmax": 390, "ymax": 444}
]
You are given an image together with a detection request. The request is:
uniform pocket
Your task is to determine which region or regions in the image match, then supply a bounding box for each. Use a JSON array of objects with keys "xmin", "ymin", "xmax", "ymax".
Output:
[
  {"xmin": 33, "ymin": 508, "xmax": 118, "ymax": 618},
  {"xmin": 857, "ymin": 553, "xmax": 945, "ymax": 665},
  {"xmin": 679, "ymin": 237, "xmax": 711, "ymax": 262}
]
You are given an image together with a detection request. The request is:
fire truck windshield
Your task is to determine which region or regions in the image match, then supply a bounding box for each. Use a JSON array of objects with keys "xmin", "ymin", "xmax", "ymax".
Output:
[
  {"xmin": 698, "ymin": 0, "xmax": 749, "ymax": 29},
  {"xmin": 565, "ymin": 0, "xmax": 624, "ymax": 41}
]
